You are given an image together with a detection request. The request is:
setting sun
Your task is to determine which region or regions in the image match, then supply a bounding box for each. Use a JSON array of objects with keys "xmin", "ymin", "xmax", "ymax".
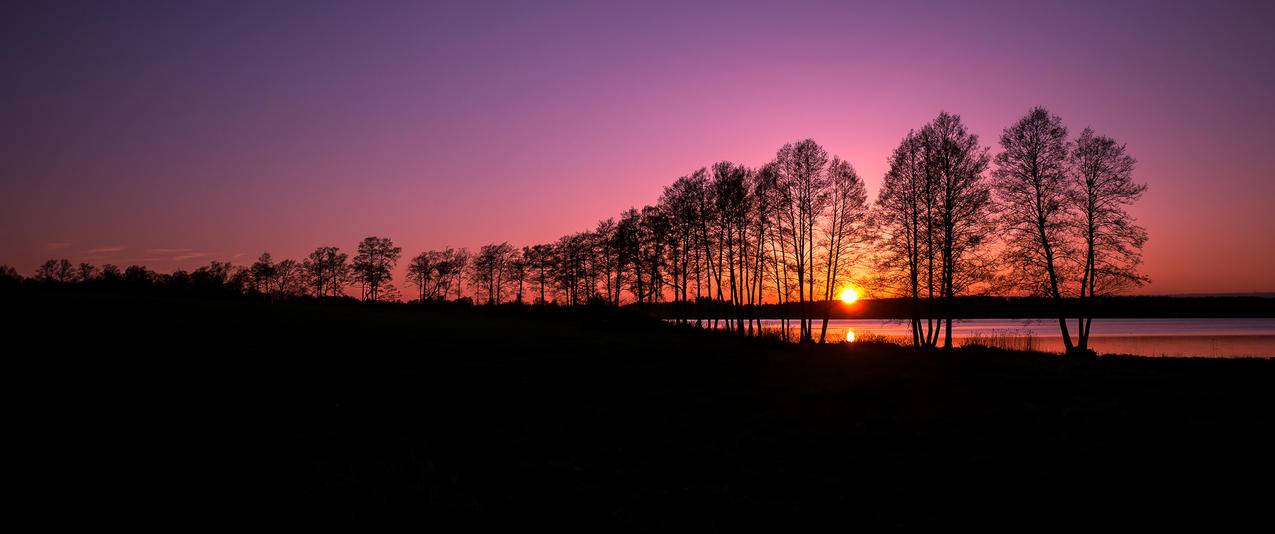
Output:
[{"xmin": 839, "ymin": 288, "xmax": 859, "ymax": 304}]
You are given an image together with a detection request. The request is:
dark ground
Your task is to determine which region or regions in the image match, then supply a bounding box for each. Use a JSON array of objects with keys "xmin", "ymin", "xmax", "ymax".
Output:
[{"xmin": 7, "ymin": 291, "xmax": 1274, "ymax": 527}]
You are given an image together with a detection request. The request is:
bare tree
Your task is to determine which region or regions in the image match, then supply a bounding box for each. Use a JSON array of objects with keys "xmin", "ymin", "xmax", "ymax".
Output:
[
  {"xmin": 76, "ymin": 262, "xmax": 98, "ymax": 282},
  {"xmin": 303, "ymin": 246, "xmax": 350, "ymax": 298},
  {"xmin": 659, "ymin": 174, "xmax": 701, "ymax": 324},
  {"xmin": 594, "ymin": 219, "xmax": 617, "ymax": 304},
  {"xmin": 1071, "ymin": 127, "xmax": 1148, "ymax": 351},
  {"xmin": 406, "ymin": 251, "xmax": 436, "ymax": 303},
  {"xmin": 712, "ymin": 161, "xmax": 750, "ymax": 332},
  {"xmin": 251, "ymin": 253, "xmax": 277, "ymax": 295},
  {"xmin": 470, "ymin": 242, "xmax": 514, "ymax": 304},
  {"xmin": 927, "ymin": 112, "xmax": 995, "ymax": 348},
  {"xmin": 273, "ymin": 259, "xmax": 308, "ymax": 298},
  {"xmin": 351, "ymin": 237, "xmax": 402, "ymax": 301},
  {"xmin": 874, "ymin": 130, "xmax": 935, "ymax": 347},
  {"xmin": 37, "ymin": 259, "xmax": 75, "ymax": 282},
  {"xmin": 747, "ymin": 162, "xmax": 780, "ymax": 335},
  {"xmin": 993, "ymin": 107, "xmax": 1078, "ymax": 351},
  {"xmin": 510, "ymin": 247, "xmax": 529, "ymax": 303},
  {"xmin": 525, "ymin": 244, "xmax": 554, "ymax": 304},
  {"xmin": 818, "ymin": 157, "xmax": 868, "ymax": 343},
  {"xmin": 775, "ymin": 139, "xmax": 830, "ymax": 342}
]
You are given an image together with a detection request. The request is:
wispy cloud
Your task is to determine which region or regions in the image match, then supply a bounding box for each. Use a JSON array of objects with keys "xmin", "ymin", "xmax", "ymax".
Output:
[
  {"xmin": 45, "ymin": 242, "xmax": 72, "ymax": 250},
  {"xmin": 84, "ymin": 245, "xmax": 127, "ymax": 254},
  {"xmin": 146, "ymin": 248, "xmax": 192, "ymax": 254},
  {"xmin": 172, "ymin": 252, "xmax": 210, "ymax": 261}
]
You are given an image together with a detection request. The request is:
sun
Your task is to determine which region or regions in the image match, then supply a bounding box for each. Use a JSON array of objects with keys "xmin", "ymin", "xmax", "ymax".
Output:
[{"xmin": 839, "ymin": 287, "xmax": 859, "ymax": 304}]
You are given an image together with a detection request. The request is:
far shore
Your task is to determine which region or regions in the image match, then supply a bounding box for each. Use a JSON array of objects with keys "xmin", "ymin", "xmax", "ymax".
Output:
[{"xmin": 643, "ymin": 295, "xmax": 1275, "ymax": 320}]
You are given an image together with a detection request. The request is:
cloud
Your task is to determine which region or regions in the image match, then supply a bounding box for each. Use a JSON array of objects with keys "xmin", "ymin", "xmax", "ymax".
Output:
[
  {"xmin": 45, "ymin": 242, "xmax": 72, "ymax": 250},
  {"xmin": 146, "ymin": 248, "xmax": 192, "ymax": 254},
  {"xmin": 84, "ymin": 246, "xmax": 127, "ymax": 254},
  {"xmin": 171, "ymin": 252, "xmax": 210, "ymax": 261}
]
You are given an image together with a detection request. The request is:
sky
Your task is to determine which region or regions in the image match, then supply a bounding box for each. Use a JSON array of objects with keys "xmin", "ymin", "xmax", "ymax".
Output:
[{"xmin": 2, "ymin": 0, "xmax": 1273, "ymax": 294}]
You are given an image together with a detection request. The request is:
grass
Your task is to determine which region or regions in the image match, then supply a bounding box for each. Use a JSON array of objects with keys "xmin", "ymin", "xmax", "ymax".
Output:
[{"xmin": 7, "ymin": 290, "xmax": 1275, "ymax": 526}]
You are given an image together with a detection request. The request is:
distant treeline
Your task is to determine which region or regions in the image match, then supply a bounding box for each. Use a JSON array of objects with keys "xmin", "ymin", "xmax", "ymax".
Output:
[
  {"xmin": 643, "ymin": 296, "xmax": 1275, "ymax": 320},
  {"xmin": 5, "ymin": 108, "xmax": 1164, "ymax": 354}
]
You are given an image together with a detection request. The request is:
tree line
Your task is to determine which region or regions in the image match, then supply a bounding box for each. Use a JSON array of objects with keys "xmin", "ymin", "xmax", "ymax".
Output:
[{"xmin": 4, "ymin": 108, "xmax": 1146, "ymax": 353}]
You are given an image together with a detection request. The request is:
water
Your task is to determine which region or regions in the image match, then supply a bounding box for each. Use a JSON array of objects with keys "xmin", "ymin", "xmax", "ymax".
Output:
[{"xmin": 686, "ymin": 318, "xmax": 1275, "ymax": 358}]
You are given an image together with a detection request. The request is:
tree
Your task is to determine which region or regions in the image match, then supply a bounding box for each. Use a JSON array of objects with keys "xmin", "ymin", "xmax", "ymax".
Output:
[
  {"xmin": 1071, "ymin": 127, "xmax": 1148, "ymax": 351},
  {"xmin": 817, "ymin": 156, "xmax": 868, "ymax": 343},
  {"xmin": 250, "ymin": 253, "xmax": 277, "ymax": 295},
  {"xmin": 100, "ymin": 264, "xmax": 122, "ymax": 283},
  {"xmin": 509, "ymin": 248, "xmax": 529, "ymax": 303},
  {"xmin": 273, "ymin": 259, "xmax": 308, "ymax": 298},
  {"xmin": 124, "ymin": 265, "xmax": 154, "ymax": 286},
  {"xmin": 658, "ymin": 174, "xmax": 702, "ymax": 324},
  {"xmin": 993, "ymin": 107, "xmax": 1078, "ymax": 351},
  {"xmin": 0, "ymin": 265, "xmax": 20, "ymax": 289},
  {"xmin": 614, "ymin": 209, "xmax": 642, "ymax": 304},
  {"xmin": 303, "ymin": 246, "xmax": 350, "ymax": 299},
  {"xmin": 76, "ymin": 263, "xmax": 98, "ymax": 282},
  {"xmin": 712, "ymin": 161, "xmax": 750, "ymax": 331},
  {"xmin": 351, "ymin": 237, "xmax": 402, "ymax": 301},
  {"xmin": 470, "ymin": 242, "xmax": 514, "ymax": 305},
  {"xmin": 594, "ymin": 220, "xmax": 618, "ymax": 304},
  {"xmin": 873, "ymin": 113, "xmax": 994, "ymax": 349},
  {"xmin": 446, "ymin": 248, "xmax": 470, "ymax": 301},
  {"xmin": 526, "ymin": 244, "xmax": 555, "ymax": 304},
  {"xmin": 639, "ymin": 204, "xmax": 669, "ymax": 305},
  {"xmin": 192, "ymin": 261, "xmax": 234, "ymax": 295},
  {"xmin": 406, "ymin": 251, "xmax": 437, "ymax": 303},
  {"xmin": 36, "ymin": 259, "xmax": 74, "ymax": 282},
  {"xmin": 926, "ymin": 112, "xmax": 995, "ymax": 348},
  {"xmin": 746, "ymin": 162, "xmax": 780, "ymax": 336},
  {"xmin": 873, "ymin": 129, "xmax": 934, "ymax": 347},
  {"xmin": 774, "ymin": 139, "xmax": 830, "ymax": 342}
]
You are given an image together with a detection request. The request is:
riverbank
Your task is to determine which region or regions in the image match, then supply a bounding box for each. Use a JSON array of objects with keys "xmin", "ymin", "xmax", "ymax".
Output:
[{"xmin": 8, "ymin": 291, "xmax": 1275, "ymax": 526}]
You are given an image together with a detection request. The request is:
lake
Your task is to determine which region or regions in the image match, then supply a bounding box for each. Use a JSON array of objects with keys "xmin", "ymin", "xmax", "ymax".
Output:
[{"xmin": 691, "ymin": 318, "xmax": 1275, "ymax": 357}]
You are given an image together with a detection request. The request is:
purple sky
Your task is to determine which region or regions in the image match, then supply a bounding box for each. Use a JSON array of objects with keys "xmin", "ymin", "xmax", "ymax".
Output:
[{"xmin": 2, "ymin": 0, "xmax": 1273, "ymax": 294}]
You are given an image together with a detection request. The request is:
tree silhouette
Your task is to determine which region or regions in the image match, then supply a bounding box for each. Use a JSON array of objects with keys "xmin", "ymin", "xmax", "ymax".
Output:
[
  {"xmin": 993, "ymin": 107, "xmax": 1078, "ymax": 351},
  {"xmin": 775, "ymin": 139, "xmax": 830, "ymax": 342},
  {"xmin": 352, "ymin": 237, "xmax": 401, "ymax": 302},
  {"xmin": 470, "ymin": 242, "xmax": 514, "ymax": 305},
  {"xmin": 817, "ymin": 157, "xmax": 868, "ymax": 343},
  {"xmin": 406, "ymin": 251, "xmax": 435, "ymax": 303},
  {"xmin": 510, "ymin": 247, "xmax": 529, "ymax": 304},
  {"xmin": 37, "ymin": 259, "xmax": 74, "ymax": 282},
  {"xmin": 926, "ymin": 112, "xmax": 996, "ymax": 348},
  {"xmin": 873, "ymin": 129, "xmax": 930, "ymax": 347},
  {"xmin": 873, "ymin": 113, "xmax": 994, "ymax": 349},
  {"xmin": 1071, "ymin": 127, "xmax": 1148, "ymax": 351},
  {"xmin": 3, "ymin": 107, "xmax": 1150, "ymax": 355},
  {"xmin": 0, "ymin": 265, "xmax": 20, "ymax": 289},
  {"xmin": 76, "ymin": 262, "xmax": 97, "ymax": 282},
  {"xmin": 303, "ymin": 246, "xmax": 351, "ymax": 299},
  {"xmin": 251, "ymin": 253, "xmax": 277, "ymax": 295},
  {"xmin": 273, "ymin": 259, "xmax": 307, "ymax": 298}
]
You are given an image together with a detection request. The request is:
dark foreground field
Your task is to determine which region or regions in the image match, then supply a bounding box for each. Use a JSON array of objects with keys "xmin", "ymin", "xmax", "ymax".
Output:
[{"xmin": 8, "ymin": 291, "xmax": 1275, "ymax": 526}]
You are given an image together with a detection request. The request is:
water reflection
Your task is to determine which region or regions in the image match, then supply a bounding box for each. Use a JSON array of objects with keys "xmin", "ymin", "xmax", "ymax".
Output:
[{"xmin": 674, "ymin": 318, "xmax": 1275, "ymax": 357}]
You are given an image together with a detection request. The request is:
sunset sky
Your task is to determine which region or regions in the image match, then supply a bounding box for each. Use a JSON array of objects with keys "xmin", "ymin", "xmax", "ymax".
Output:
[{"xmin": 2, "ymin": 0, "xmax": 1273, "ymax": 294}]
